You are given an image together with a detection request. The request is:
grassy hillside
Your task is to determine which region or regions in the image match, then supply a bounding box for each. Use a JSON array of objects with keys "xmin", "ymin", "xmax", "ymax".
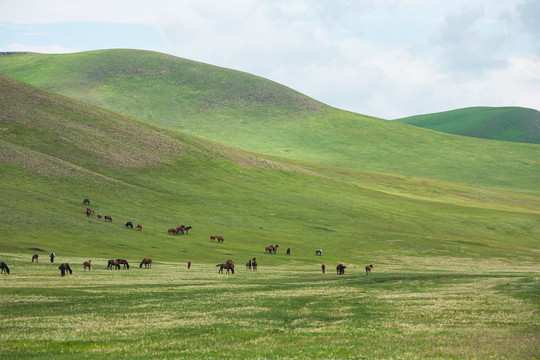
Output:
[
  {"xmin": 1, "ymin": 50, "xmax": 539, "ymax": 192},
  {"xmin": 1, "ymin": 75, "xmax": 539, "ymax": 358},
  {"xmin": 395, "ymin": 106, "xmax": 540, "ymax": 144}
]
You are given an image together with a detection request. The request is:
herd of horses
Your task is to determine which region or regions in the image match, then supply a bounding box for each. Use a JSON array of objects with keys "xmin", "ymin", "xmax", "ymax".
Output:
[{"xmin": 168, "ymin": 225, "xmax": 192, "ymax": 235}]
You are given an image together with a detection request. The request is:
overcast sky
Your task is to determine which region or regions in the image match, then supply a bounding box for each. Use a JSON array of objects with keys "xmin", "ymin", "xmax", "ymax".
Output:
[{"xmin": 1, "ymin": 0, "xmax": 539, "ymax": 119}]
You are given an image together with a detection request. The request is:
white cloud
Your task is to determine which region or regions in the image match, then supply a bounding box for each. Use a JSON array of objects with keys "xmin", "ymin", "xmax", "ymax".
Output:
[{"xmin": 1, "ymin": 43, "xmax": 80, "ymax": 54}]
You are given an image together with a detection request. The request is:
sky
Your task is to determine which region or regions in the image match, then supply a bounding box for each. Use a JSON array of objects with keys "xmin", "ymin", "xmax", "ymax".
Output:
[{"xmin": 1, "ymin": 0, "xmax": 539, "ymax": 119}]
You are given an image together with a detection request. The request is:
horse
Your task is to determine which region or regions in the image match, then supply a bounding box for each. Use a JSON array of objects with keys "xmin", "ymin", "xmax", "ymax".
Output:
[
  {"xmin": 107, "ymin": 259, "xmax": 120, "ymax": 270},
  {"xmin": 117, "ymin": 259, "xmax": 130, "ymax": 269},
  {"xmin": 0, "ymin": 262, "xmax": 10, "ymax": 274},
  {"xmin": 316, "ymin": 249, "xmax": 322, "ymax": 256},
  {"xmin": 183, "ymin": 226, "xmax": 192, "ymax": 234},
  {"xmin": 59, "ymin": 263, "xmax": 72, "ymax": 276},
  {"xmin": 217, "ymin": 236, "xmax": 223, "ymax": 243},
  {"xmin": 125, "ymin": 221, "xmax": 133, "ymax": 229},
  {"xmin": 188, "ymin": 261, "xmax": 191, "ymax": 269},
  {"xmin": 286, "ymin": 248, "xmax": 291, "ymax": 255},
  {"xmin": 321, "ymin": 263, "xmax": 326, "ymax": 274},
  {"xmin": 136, "ymin": 224, "xmax": 142, "ymax": 231},
  {"xmin": 139, "ymin": 258, "xmax": 152, "ymax": 269},
  {"xmin": 272, "ymin": 245, "xmax": 279, "ymax": 254},
  {"xmin": 32, "ymin": 254, "xmax": 38, "ymax": 262},
  {"xmin": 217, "ymin": 260, "xmax": 235, "ymax": 274},
  {"xmin": 265, "ymin": 245, "xmax": 274, "ymax": 254},
  {"xmin": 83, "ymin": 260, "xmax": 91, "ymax": 271},
  {"xmin": 246, "ymin": 259, "xmax": 252, "ymax": 270},
  {"xmin": 210, "ymin": 235, "xmax": 217, "ymax": 242},
  {"xmin": 83, "ymin": 198, "xmax": 90, "ymax": 205},
  {"xmin": 336, "ymin": 263, "xmax": 346, "ymax": 275},
  {"xmin": 365, "ymin": 264, "xmax": 373, "ymax": 275},
  {"xmin": 104, "ymin": 215, "xmax": 112, "ymax": 222},
  {"xmin": 97, "ymin": 215, "xmax": 103, "ymax": 220},
  {"xmin": 252, "ymin": 258, "xmax": 258, "ymax": 271},
  {"xmin": 86, "ymin": 207, "xmax": 92, "ymax": 216}
]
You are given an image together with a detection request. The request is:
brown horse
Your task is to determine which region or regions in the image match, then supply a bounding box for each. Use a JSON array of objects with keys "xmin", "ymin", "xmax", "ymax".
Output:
[
  {"xmin": 83, "ymin": 198, "xmax": 90, "ymax": 205},
  {"xmin": 104, "ymin": 215, "xmax": 112, "ymax": 222},
  {"xmin": 217, "ymin": 259, "xmax": 235, "ymax": 274},
  {"xmin": 336, "ymin": 263, "xmax": 346, "ymax": 275},
  {"xmin": 117, "ymin": 259, "xmax": 130, "ymax": 269},
  {"xmin": 136, "ymin": 224, "xmax": 142, "ymax": 231},
  {"xmin": 139, "ymin": 258, "xmax": 152, "ymax": 269},
  {"xmin": 86, "ymin": 207, "xmax": 92, "ymax": 216},
  {"xmin": 210, "ymin": 235, "xmax": 217, "ymax": 242},
  {"xmin": 83, "ymin": 260, "xmax": 91, "ymax": 272},
  {"xmin": 321, "ymin": 263, "xmax": 326, "ymax": 274},
  {"xmin": 265, "ymin": 245, "xmax": 275, "ymax": 253},
  {"xmin": 252, "ymin": 258, "xmax": 258, "ymax": 271},
  {"xmin": 59, "ymin": 263, "xmax": 72, "ymax": 276},
  {"xmin": 188, "ymin": 261, "xmax": 191, "ymax": 269},
  {"xmin": 97, "ymin": 215, "xmax": 103, "ymax": 220},
  {"xmin": 0, "ymin": 262, "xmax": 10, "ymax": 274},
  {"xmin": 107, "ymin": 259, "xmax": 120, "ymax": 270},
  {"xmin": 217, "ymin": 236, "xmax": 223, "ymax": 243},
  {"xmin": 365, "ymin": 264, "xmax": 373, "ymax": 275},
  {"xmin": 32, "ymin": 254, "xmax": 38, "ymax": 262}
]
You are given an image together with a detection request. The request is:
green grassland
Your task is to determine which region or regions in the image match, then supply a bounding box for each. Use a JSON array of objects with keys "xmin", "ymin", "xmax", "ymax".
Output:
[
  {"xmin": 396, "ymin": 107, "xmax": 540, "ymax": 144},
  {"xmin": 1, "ymin": 50, "xmax": 539, "ymax": 191},
  {"xmin": 0, "ymin": 68, "xmax": 539, "ymax": 358}
]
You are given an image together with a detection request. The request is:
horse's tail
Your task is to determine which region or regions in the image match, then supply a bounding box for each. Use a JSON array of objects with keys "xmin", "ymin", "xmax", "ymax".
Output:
[{"xmin": 216, "ymin": 264, "xmax": 221, "ymax": 267}]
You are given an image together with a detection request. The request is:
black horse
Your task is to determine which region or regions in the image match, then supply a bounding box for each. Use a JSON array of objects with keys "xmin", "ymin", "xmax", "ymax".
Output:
[
  {"xmin": 125, "ymin": 221, "xmax": 133, "ymax": 229},
  {"xmin": 336, "ymin": 263, "xmax": 346, "ymax": 275},
  {"xmin": 0, "ymin": 262, "xmax": 10, "ymax": 274},
  {"xmin": 59, "ymin": 263, "xmax": 72, "ymax": 276}
]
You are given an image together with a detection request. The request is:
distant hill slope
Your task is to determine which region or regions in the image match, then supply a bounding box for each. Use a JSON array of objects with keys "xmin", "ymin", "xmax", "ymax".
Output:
[
  {"xmin": 395, "ymin": 107, "xmax": 540, "ymax": 144},
  {"xmin": 0, "ymin": 50, "xmax": 539, "ymax": 191},
  {"xmin": 1, "ymin": 74, "xmax": 539, "ymax": 264}
]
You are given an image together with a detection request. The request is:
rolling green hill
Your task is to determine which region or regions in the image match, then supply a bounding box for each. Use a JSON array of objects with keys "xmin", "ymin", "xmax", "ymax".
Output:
[
  {"xmin": 1, "ymin": 50, "xmax": 539, "ymax": 191},
  {"xmin": 395, "ymin": 106, "xmax": 540, "ymax": 144}
]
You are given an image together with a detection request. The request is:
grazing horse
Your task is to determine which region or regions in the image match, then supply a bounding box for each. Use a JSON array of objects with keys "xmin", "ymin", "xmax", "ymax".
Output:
[
  {"xmin": 83, "ymin": 198, "xmax": 90, "ymax": 205},
  {"xmin": 365, "ymin": 264, "xmax": 373, "ymax": 275},
  {"xmin": 136, "ymin": 224, "xmax": 142, "ymax": 231},
  {"xmin": 265, "ymin": 245, "xmax": 274, "ymax": 254},
  {"xmin": 0, "ymin": 262, "xmax": 10, "ymax": 274},
  {"xmin": 286, "ymin": 248, "xmax": 291, "ymax": 255},
  {"xmin": 117, "ymin": 259, "xmax": 130, "ymax": 269},
  {"xmin": 32, "ymin": 254, "xmax": 38, "ymax": 262},
  {"xmin": 321, "ymin": 263, "xmax": 326, "ymax": 274},
  {"xmin": 246, "ymin": 259, "xmax": 252, "ymax": 270},
  {"xmin": 252, "ymin": 258, "xmax": 258, "ymax": 271},
  {"xmin": 97, "ymin": 215, "xmax": 103, "ymax": 220},
  {"xmin": 107, "ymin": 259, "xmax": 120, "ymax": 270},
  {"xmin": 336, "ymin": 263, "xmax": 346, "ymax": 275},
  {"xmin": 316, "ymin": 249, "xmax": 322, "ymax": 256},
  {"xmin": 83, "ymin": 260, "xmax": 91, "ymax": 272},
  {"xmin": 217, "ymin": 236, "xmax": 224, "ymax": 243},
  {"xmin": 139, "ymin": 258, "xmax": 152, "ymax": 269},
  {"xmin": 104, "ymin": 215, "xmax": 112, "ymax": 222},
  {"xmin": 125, "ymin": 221, "xmax": 133, "ymax": 229},
  {"xmin": 210, "ymin": 235, "xmax": 217, "ymax": 242},
  {"xmin": 59, "ymin": 263, "xmax": 72, "ymax": 276}
]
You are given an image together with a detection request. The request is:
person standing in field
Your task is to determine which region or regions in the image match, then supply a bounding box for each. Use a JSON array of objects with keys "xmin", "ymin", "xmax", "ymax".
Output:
[{"xmin": 50, "ymin": 252, "xmax": 56, "ymax": 263}]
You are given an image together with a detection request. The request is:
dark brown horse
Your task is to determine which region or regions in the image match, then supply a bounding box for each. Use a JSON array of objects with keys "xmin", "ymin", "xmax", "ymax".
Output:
[
  {"xmin": 139, "ymin": 258, "xmax": 152, "ymax": 269},
  {"xmin": 365, "ymin": 264, "xmax": 373, "ymax": 275},
  {"xmin": 107, "ymin": 259, "xmax": 120, "ymax": 270},
  {"xmin": 86, "ymin": 207, "xmax": 92, "ymax": 216},
  {"xmin": 217, "ymin": 236, "xmax": 223, "ymax": 243},
  {"xmin": 83, "ymin": 198, "xmax": 90, "ymax": 205},
  {"xmin": 136, "ymin": 224, "xmax": 142, "ymax": 231},
  {"xmin": 217, "ymin": 259, "xmax": 235, "ymax": 274},
  {"xmin": 265, "ymin": 245, "xmax": 275, "ymax": 253},
  {"xmin": 286, "ymin": 248, "xmax": 291, "ymax": 255},
  {"xmin": 321, "ymin": 263, "xmax": 326, "ymax": 274},
  {"xmin": 336, "ymin": 263, "xmax": 346, "ymax": 275},
  {"xmin": 188, "ymin": 261, "xmax": 191, "ymax": 269},
  {"xmin": 246, "ymin": 259, "xmax": 252, "ymax": 270},
  {"xmin": 32, "ymin": 254, "xmax": 38, "ymax": 262},
  {"xmin": 252, "ymin": 258, "xmax": 258, "ymax": 271},
  {"xmin": 59, "ymin": 263, "xmax": 72, "ymax": 276},
  {"xmin": 104, "ymin": 215, "xmax": 112, "ymax": 222},
  {"xmin": 83, "ymin": 260, "xmax": 91, "ymax": 272},
  {"xmin": 125, "ymin": 221, "xmax": 133, "ymax": 229},
  {"xmin": 0, "ymin": 262, "xmax": 10, "ymax": 274}
]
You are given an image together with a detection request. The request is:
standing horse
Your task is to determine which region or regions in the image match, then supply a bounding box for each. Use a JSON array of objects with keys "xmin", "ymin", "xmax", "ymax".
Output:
[
  {"xmin": 316, "ymin": 249, "xmax": 322, "ymax": 256},
  {"xmin": 210, "ymin": 235, "xmax": 217, "ymax": 242},
  {"xmin": 125, "ymin": 221, "xmax": 133, "ymax": 229},
  {"xmin": 0, "ymin": 262, "xmax": 10, "ymax": 274},
  {"xmin": 252, "ymin": 258, "xmax": 258, "ymax": 271},
  {"xmin": 272, "ymin": 245, "xmax": 279, "ymax": 254},
  {"xmin": 86, "ymin": 207, "xmax": 92, "ymax": 216},
  {"xmin": 59, "ymin": 263, "xmax": 72, "ymax": 276},
  {"xmin": 217, "ymin": 259, "xmax": 235, "ymax": 274},
  {"xmin": 136, "ymin": 224, "xmax": 142, "ymax": 231},
  {"xmin": 83, "ymin": 198, "xmax": 90, "ymax": 205},
  {"xmin": 139, "ymin": 258, "xmax": 152, "ymax": 269},
  {"xmin": 83, "ymin": 260, "xmax": 91, "ymax": 272},
  {"xmin": 246, "ymin": 259, "xmax": 252, "ymax": 270},
  {"xmin": 107, "ymin": 259, "xmax": 120, "ymax": 270},
  {"xmin": 188, "ymin": 261, "xmax": 191, "ymax": 269},
  {"xmin": 104, "ymin": 215, "xmax": 112, "ymax": 222},
  {"xmin": 265, "ymin": 245, "xmax": 274, "ymax": 254},
  {"xmin": 365, "ymin": 264, "xmax": 373, "ymax": 275},
  {"xmin": 336, "ymin": 263, "xmax": 346, "ymax": 275},
  {"xmin": 321, "ymin": 263, "xmax": 326, "ymax": 274},
  {"xmin": 217, "ymin": 236, "xmax": 224, "ymax": 243},
  {"xmin": 286, "ymin": 248, "xmax": 291, "ymax": 255},
  {"xmin": 32, "ymin": 254, "xmax": 38, "ymax": 262}
]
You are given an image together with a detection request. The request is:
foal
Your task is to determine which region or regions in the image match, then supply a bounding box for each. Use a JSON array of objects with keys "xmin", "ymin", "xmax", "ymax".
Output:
[
  {"xmin": 83, "ymin": 260, "xmax": 91, "ymax": 272},
  {"xmin": 365, "ymin": 264, "xmax": 373, "ymax": 275}
]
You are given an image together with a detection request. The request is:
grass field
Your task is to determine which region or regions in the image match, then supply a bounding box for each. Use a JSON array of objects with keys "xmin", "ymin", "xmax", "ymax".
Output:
[
  {"xmin": 0, "ymin": 253, "xmax": 538, "ymax": 359},
  {"xmin": 1, "ymin": 60, "xmax": 539, "ymax": 358}
]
